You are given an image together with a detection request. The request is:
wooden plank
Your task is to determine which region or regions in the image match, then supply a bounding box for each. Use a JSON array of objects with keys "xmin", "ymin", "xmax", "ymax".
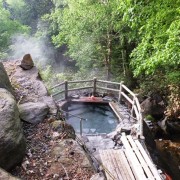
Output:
[
  {"xmin": 114, "ymin": 150, "xmax": 134, "ymax": 180},
  {"xmin": 71, "ymin": 97, "xmax": 108, "ymax": 104},
  {"xmin": 133, "ymin": 105, "xmax": 140, "ymax": 121},
  {"xmin": 100, "ymin": 148, "xmax": 138, "ymax": 180},
  {"xmin": 68, "ymin": 79, "xmax": 93, "ymax": 83},
  {"xmin": 135, "ymin": 97, "xmax": 141, "ymax": 112},
  {"xmin": 68, "ymin": 86, "xmax": 93, "ymax": 92},
  {"xmin": 51, "ymin": 82, "xmax": 65, "ymax": 89},
  {"xmin": 122, "ymin": 84, "xmax": 135, "ymax": 97},
  {"xmin": 104, "ymin": 150, "xmax": 122, "ymax": 180},
  {"xmin": 134, "ymin": 140, "xmax": 162, "ymax": 180},
  {"xmin": 121, "ymin": 92, "xmax": 133, "ymax": 104},
  {"xmin": 110, "ymin": 150, "xmax": 126, "ymax": 180},
  {"xmin": 127, "ymin": 135, "xmax": 155, "ymax": 180},
  {"xmin": 99, "ymin": 150, "xmax": 116, "ymax": 180},
  {"xmin": 116, "ymin": 150, "xmax": 136, "ymax": 180},
  {"xmin": 109, "ymin": 102, "xmax": 123, "ymax": 121},
  {"xmin": 121, "ymin": 133, "xmax": 147, "ymax": 180}
]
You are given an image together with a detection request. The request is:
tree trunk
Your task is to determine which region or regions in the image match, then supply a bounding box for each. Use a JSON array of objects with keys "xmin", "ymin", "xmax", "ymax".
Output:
[{"xmin": 105, "ymin": 32, "xmax": 112, "ymax": 81}]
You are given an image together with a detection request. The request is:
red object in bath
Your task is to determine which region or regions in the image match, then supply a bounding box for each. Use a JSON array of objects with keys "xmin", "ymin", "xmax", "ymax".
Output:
[
  {"xmin": 91, "ymin": 95, "xmax": 96, "ymax": 100},
  {"xmin": 165, "ymin": 173, "xmax": 172, "ymax": 180}
]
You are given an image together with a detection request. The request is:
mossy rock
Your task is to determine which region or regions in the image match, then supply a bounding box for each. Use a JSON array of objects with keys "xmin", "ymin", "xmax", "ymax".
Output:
[{"xmin": 145, "ymin": 115, "xmax": 156, "ymax": 121}]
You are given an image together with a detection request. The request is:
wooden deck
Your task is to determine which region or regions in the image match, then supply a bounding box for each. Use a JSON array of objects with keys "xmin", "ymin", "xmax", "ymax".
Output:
[
  {"xmin": 99, "ymin": 133, "xmax": 162, "ymax": 180},
  {"xmin": 99, "ymin": 149, "xmax": 135, "ymax": 180},
  {"xmin": 71, "ymin": 97, "xmax": 108, "ymax": 103},
  {"xmin": 109, "ymin": 102, "xmax": 124, "ymax": 121}
]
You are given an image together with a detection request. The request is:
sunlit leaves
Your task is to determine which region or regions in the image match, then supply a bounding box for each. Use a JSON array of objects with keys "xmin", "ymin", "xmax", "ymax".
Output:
[{"xmin": 129, "ymin": 0, "xmax": 180, "ymax": 81}]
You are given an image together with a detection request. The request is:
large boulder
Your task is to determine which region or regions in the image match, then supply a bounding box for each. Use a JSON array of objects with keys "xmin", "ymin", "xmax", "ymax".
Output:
[
  {"xmin": 3, "ymin": 60, "xmax": 57, "ymax": 115},
  {"xmin": 141, "ymin": 96, "xmax": 165, "ymax": 119},
  {"xmin": 18, "ymin": 102, "xmax": 49, "ymax": 124},
  {"xmin": 0, "ymin": 168, "xmax": 20, "ymax": 180},
  {"xmin": 0, "ymin": 62, "xmax": 14, "ymax": 94},
  {"xmin": 155, "ymin": 139, "xmax": 180, "ymax": 180},
  {"xmin": 0, "ymin": 88, "xmax": 26, "ymax": 170}
]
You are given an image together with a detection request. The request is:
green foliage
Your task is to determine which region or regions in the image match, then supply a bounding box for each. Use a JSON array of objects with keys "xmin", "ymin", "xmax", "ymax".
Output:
[
  {"xmin": 46, "ymin": 0, "xmax": 135, "ymax": 81},
  {"xmin": 129, "ymin": 0, "xmax": 180, "ymax": 82},
  {"xmin": 0, "ymin": 0, "xmax": 29, "ymax": 58}
]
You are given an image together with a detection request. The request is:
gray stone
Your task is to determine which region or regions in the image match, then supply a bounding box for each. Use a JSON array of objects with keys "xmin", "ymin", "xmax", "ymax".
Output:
[
  {"xmin": 0, "ymin": 168, "xmax": 20, "ymax": 180},
  {"xmin": 0, "ymin": 88, "xmax": 26, "ymax": 170},
  {"xmin": 141, "ymin": 97, "xmax": 165, "ymax": 119},
  {"xmin": 18, "ymin": 102, "xmax": 49, "ymax": 124},
  {"xmin": 39, "ymin": 96, "xmax": 57, "ymax": 115},
  {"xmin": 0, "ymin": 62, "xmax": 14, "ymax": 94},
  {"xmin": 20, "ymin": 54, "xmax": 34, "ymax": 70},
  {"xmin": 51, "ymin": 139, "xmax": 92, "ymax": 169}
]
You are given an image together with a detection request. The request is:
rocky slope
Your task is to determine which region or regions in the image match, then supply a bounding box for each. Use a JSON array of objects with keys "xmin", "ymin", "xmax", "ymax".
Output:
[{"xmin": 0, "ymin": 57, "xmax": 95, "ymax": 179}]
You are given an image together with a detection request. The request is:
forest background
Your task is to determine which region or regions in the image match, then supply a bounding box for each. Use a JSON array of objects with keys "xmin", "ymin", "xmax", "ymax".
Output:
[{"xmin": 0, "ymin": 0, "xmax": 179, "ymax": 120}]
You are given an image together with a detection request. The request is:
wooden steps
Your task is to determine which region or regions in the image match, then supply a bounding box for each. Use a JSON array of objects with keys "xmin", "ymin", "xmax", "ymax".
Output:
[
  {"xmin": 99, "ymin": 134, "xmax": 162, "ymax": 180},
  {"xmin": 99, "ymin": 149, "xmax": 135, "ymax": 180}
]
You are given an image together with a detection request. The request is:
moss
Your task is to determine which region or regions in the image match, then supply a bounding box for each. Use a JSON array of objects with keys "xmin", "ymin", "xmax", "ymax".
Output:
[{"xmin": 145, "ymin": 114, "xmax": 156, "ymax": 121}]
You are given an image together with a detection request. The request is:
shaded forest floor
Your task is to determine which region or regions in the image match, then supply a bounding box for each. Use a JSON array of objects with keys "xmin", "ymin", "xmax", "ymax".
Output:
[{"xmin": 11, "ymin": 119, "xmax": 94, "ymax": 180}]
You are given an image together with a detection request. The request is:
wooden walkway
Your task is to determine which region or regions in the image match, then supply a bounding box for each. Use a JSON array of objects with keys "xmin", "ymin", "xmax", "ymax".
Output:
[
  {"xmin": 109, "ymin": 102, "xmax": 124, "ymax": 121},
  {"xmin": 99, "ymin": 133, "xmax": 162, "ymax": 180}
]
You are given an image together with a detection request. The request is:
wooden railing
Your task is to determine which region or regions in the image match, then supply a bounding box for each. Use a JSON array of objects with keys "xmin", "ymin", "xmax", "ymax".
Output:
[{"xmin": 51, "ymin": 78, "xmax": 143, "ymax": 136}]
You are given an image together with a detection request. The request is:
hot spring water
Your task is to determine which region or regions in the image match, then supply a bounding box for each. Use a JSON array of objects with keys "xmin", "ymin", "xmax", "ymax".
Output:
[{"xmin": 62, "ymin": 103, "xmax": 119, "ymax": 134}]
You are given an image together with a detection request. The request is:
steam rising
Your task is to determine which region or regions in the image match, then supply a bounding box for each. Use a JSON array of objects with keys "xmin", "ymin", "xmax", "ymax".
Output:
[{"xmin": 10, "ymin": 34, "xmax": 55, "ymax": 66}]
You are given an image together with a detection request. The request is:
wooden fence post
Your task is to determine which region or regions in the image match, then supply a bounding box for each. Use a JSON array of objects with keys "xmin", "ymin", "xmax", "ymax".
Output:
[
  {"xmin": 118, "ymin": 81, "xmax": 123, "ymax": 103},
  {"xmin": 131, "ymin": 96, "xmax": 135, "ymax": 116},
  {"xmin": 93, "ymin": 77, "xmax": 97, "ymax": 96},
  {"xmin": 65, "ymin": 81, "xmax": 68, "ymax": 100}
]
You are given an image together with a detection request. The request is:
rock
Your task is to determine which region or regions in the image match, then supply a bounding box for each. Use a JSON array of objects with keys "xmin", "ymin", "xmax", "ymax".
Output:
[
  {"xmin": 141, "ymin": 97, "xmax": 165, "ymax": 119},
  {"xmin": 51, "ymin": 139, "xmax": 93, "ymax": 167},
  {"xmin": 39, "ymin": 96, "xmax": 57, "ymax": 115},
  {"xmin": 20, "ymin": 54, "xmax": 34, "ymax": 70},
  {"xmin": 155, "ymin": 139, "xmax": 180, "ymax": 180},
  {"xmin": 18, "ymin": 102, "xmax": 49, "ymax": 124},
  {"xmin": 0, "ymin": 168, "xmax": 20, "ymax": 180},
  {"xmin": 4, "ymin": 61, "xmax": 57, "ymax": 114},
  {"xmin": 0, "ymin": 62, "xmax": 14, "ymax": 94},
  {"xmin": 51, "ymin": 120, "xmax": 76, "ymax": 139},
  {"xmin": 166, "ymin": 120, "xmax": 180, "ymax": 134},
  {"xmin": 0, "ymin": 88, "xmax": 26, "ymax": 170}
]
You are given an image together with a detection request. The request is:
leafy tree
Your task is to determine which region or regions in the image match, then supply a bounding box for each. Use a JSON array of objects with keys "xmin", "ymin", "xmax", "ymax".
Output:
[
  {"xmin": 47, "ymin": 0, "xmax": 136, "ymax": 82},
  {"xmin": 0, "ymin": 0, "xmax": 29, "ymax": 59},
  {"xmin": 126, "ymin": 0, "xmax": 180, "ymax": 84}
]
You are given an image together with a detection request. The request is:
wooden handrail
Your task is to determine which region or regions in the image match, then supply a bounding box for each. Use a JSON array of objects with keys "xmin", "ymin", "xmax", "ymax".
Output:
[
  {"xmin": 51, "ymin": 82, "xmax": 65, "ymax": 89},
  {"xmin": 68, "ymin": 79, "xmax": 93, "ymax": 84},
  {"xmin": 97, "ymin": 79, "xmax": 120, "ymax": 85}
]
